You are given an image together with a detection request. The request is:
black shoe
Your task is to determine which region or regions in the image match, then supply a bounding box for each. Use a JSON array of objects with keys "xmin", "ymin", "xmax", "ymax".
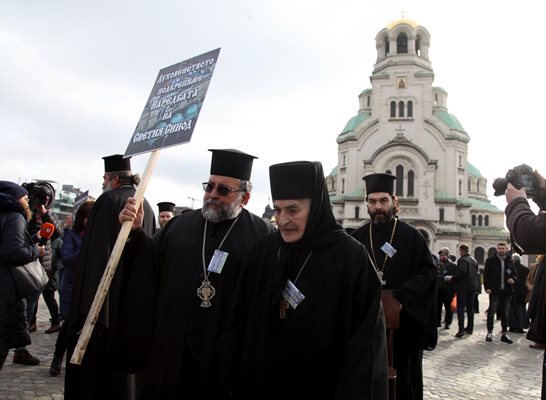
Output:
[
  {"xmin": 501, "ymin": 334, "xmax": 513, "ymax": 344},
  {"xmin": 49, "ymin": 354, "xmax": 62, "ymax": 376},
  {"xmin": 13, "ymin": 349, "xmax": 40, "ymax": 366},
  {"xmin": 455, "ymin": 330, "xmax": 465, "ymax": 338},
  {"xmin": 464, "ymin": 328, "xmax": 473, "ymax": 335},
  {"xmin": 486, "ymin": 332, "xmax": 493, "ymax": 342},
  {"xmin": 444, "ymin": 324, "xmax": 451, "ymax": 329},
  {"xmin": 0, "ymin": 352, "xmax": 7, "ymax": 371},
  {"xmin": 45, "ymin": 323, "xmax": 61, "ymax": 334}
]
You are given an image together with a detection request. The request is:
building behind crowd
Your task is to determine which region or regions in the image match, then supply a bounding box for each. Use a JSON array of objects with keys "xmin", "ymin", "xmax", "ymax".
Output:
[{"xmin": 327, "ymin": 18, "xmax": 509, "ymax": 266}]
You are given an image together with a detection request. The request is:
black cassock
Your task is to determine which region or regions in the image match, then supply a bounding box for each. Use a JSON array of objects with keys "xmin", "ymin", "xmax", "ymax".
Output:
[
  {"xmin": 352, "ymin": 217, "xmax": 437, "ymax": 400},
  {"xmin": 122, "ymin": 208, "xmax": 274, "ymax": 399},
  {"xmin": 65, "ymin": 185, "xmax": 156, "ymax": 400},
  {"xmin": 235, "ymin": 232, "xmax": 388, "ymax": 400}
]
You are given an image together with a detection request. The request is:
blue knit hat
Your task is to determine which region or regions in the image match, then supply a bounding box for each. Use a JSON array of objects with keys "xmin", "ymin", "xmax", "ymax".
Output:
[{"xmin": 0, "ymin": 181, "xmax": 28, "ymax": 199}]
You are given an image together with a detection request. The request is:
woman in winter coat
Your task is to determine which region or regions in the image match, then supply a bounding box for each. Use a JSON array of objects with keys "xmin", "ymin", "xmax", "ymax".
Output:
[{"xmin": 0, "ymin": 181, "xmax": 43, "ymax": 370}]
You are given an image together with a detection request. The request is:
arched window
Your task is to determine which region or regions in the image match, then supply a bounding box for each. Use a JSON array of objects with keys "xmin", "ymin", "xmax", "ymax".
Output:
[
  {"xmin": 416, "ymin": 36, "xmax": 421, "ymax": 56},
  {"xmin": 474, "ymin": 247, "xmax": 485, "ymax": 265},
  {"xmin": 439, "ymin": 208, "xmax": 445, "ymax": 222},
  {"xmin": 472, "ymin": 215, "xmax": 476, "ymax": 226},
  {"xmin": 384, "ymin": 37, "xmax": 390, "ymax": 57},
  {"xmin": 468, "ymin": 179, "xmax": 471, "ymax": 192},
  {"xmin": 397, "ymin": 33, "xmax": 408, "ymax": 54},
  {"xmin": 458, "ymin": 180, "xmax": 462, "ymax": 196},
  {"xmin": 407, "ymin": 170, "xmax": 415, "ymax": 196},
  {"xmin": 478, "ymin": 215, "xmax": 483, "ymax": 226},
  {"xmin": 367, "ymin": 96, "xmax": 370, "ymax": 107},
  {"xmin": 484, "ymin": 215, "xmax": 489, "ymax": 226},
  {"xmin": 396, "ymin": 165, "xmax": 404, "ymax": 196},
  {"xmin": 434, "ymin": 93, "xmax": 438, "ymax": 106},
  {"xmin": 477, "ymin": 180, "xmax": 481, "ymax": 193},
  {"xmin": 407, "ymin": 101, "xmax": 413, "ymax": 117},
  {"xmin": 355, "ymin": 206, "xmax": 360, "ymax": 219},
  {"xmin": 390, "ymin": 101, "xmax": 396, "ymax": 118},
  {"xmin": 398, "ymin": 101, "xmax": 405, "ymax": 117},
  {"xmin": 341, "ymin": 178, "xmax": 345, "ymax": 194},
  {"xmin": 487, "ymin": 247, "xmax": 496, "ymax": 258}
]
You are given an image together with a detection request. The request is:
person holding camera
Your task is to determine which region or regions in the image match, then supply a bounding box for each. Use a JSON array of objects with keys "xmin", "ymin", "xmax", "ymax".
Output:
[
  {"xmin": 505, "ymin": 170, "xmax": 546, "ymax": 397},
  {"xmin": 23, "ymin": 181, "xmax": 63, "ymax": 334}
]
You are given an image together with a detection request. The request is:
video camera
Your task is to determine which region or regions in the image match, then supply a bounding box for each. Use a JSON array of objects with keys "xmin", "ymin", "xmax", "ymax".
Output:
[
  {"xmin": 492, "ymin": 164, "xmax": 537, "ymax": 198},
  {"xmin": 22, "ymin": 181, "xmax": 55, "ymax": 209}
]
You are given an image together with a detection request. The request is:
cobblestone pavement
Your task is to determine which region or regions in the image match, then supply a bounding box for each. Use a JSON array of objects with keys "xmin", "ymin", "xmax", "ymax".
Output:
[{"xmin": 0, "ymin": 294, "xmax": 542, "ymax": 399}]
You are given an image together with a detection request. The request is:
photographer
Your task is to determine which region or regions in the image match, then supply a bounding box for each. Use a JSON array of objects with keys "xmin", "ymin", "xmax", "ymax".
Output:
[
  {"xmin": 23, "ymin": 181, "xmax": 63, "ymax": 333},
  {"xmin": 504, "ymin": 170, "xmax": 546, "ymax": 397}
]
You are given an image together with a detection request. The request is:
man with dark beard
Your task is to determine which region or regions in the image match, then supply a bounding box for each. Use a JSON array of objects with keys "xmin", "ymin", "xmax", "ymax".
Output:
[
  {"xmin": 118, "ymin": 149, "xmax": 275, "ymax": 399},
  {"xmin": 351, "ymin": 173, "xmax": 437, "ymax": 400}
]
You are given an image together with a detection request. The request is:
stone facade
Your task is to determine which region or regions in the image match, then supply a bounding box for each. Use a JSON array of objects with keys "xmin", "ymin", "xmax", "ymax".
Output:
[{"xmin": 327, "ymin": 18, "xmax": 508, "ymax": 265}]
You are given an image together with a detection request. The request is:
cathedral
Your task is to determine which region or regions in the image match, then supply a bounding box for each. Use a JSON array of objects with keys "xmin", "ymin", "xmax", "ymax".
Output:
[{"xmin": 326, "ymin": 18, "xmax": 508, "ymax": 266}]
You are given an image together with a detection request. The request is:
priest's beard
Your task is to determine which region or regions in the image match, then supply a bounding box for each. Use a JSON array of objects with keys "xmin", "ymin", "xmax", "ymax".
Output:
[
  {"xmin": 202, "ymin": 194, "xmax": 243, "ymax": 223},
  {"xmin": 369, "ymin": 207, "xmax": 395, "ymax": 226}
]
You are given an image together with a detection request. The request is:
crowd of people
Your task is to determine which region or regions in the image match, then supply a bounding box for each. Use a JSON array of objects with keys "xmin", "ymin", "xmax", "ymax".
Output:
[{"xmin": 1, "ymin": 151, "xmax": 546, "ymax": 399}]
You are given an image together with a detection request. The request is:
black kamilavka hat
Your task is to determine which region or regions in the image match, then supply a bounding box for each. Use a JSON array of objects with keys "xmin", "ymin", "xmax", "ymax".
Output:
[
  {"xmin": 269, "ymin": 161, "xmax": 315, "ymax": 200},
  {"xmin": 103, "ymin": 154, "xmax": 131, "ymax": 172},
  {"xmin": 157, "ymin": 202, "xmax": 176, "ymax": 213},
  {"xmin": 209, "ymin": 149, "xmax": 257, "ymax": 180},
  {"xmin": 362, "ymin": 173, "xmax": 396, "ymax": 195}
]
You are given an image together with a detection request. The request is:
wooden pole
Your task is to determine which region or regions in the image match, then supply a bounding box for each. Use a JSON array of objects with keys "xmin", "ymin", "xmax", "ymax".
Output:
[{"xmin": 70, "ymin": 150, "xmax": 160, "ymax": 365}]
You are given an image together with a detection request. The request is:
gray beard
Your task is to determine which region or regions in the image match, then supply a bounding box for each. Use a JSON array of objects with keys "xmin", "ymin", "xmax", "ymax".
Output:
[{"xmin": 202, "ymin": 197, "xmax": 242, "ymax": 223}]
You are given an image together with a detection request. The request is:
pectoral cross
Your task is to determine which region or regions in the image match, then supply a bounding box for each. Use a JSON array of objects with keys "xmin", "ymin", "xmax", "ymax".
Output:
[
  {"xmin": 197, "ymin": 279, "xmax": 216, "ymax": 308},
  {"xmin": 279, "ymin": 298, "xmax": 290, "ymax": 319}
]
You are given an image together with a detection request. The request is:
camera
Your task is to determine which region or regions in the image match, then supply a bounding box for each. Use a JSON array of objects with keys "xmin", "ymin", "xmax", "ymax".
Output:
[
  {"xmin": 492, "ymin": 164, "xmax": 536, "ymax": 198},
  {"xmin": 22, "ymin": 181, "xmax": 55, "ymax": 208}
]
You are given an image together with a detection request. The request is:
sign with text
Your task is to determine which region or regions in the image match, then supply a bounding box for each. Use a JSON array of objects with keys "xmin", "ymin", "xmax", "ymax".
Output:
[
  {"xmin": 72, "ymin": 190, "xmax": 89, "ymax": 214},
  {"xmin": 125, "ymin": 48, "xmax": 221, "ymax": 157}
]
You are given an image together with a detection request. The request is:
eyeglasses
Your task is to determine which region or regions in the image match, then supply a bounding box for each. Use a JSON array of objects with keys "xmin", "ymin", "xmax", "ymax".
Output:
[{"xmin": 202, "ymin": 182, "xmax": 242, "ymax": 197}]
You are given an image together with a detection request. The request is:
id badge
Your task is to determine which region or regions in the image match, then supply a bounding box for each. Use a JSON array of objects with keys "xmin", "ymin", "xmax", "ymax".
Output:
[
  {"xmin": 281, "ymin": 280, "xmax": 305, "ymax": 309},
  {"xmin": 207, "ymin": 249, "xmax": 229, "ymax": 274},
  {"xmin": 381, "ymin": 242, "xmax": 397, "ymax": 258}
]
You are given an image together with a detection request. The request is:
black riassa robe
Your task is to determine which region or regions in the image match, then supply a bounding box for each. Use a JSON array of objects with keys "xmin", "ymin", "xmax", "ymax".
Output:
[
  {"xmin": 65, "ymin": 185, "xmax": 156, "ymax": 400},
  {"xmin": 124, "ymin": 208, "xmax": 275, "ymax": 399},
  {"xmin": 352, "ymin": 217, "xmax": 437, "ymax": 400},
  {"xmin": 235, "ymin": 232, "xmax": 388, "ymax": 400}
]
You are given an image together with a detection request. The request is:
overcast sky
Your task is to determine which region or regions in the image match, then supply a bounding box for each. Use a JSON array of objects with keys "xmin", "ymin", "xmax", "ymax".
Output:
[{"xmin": 1, "ymin": 0, "xmax": 542, "ymax": 217}]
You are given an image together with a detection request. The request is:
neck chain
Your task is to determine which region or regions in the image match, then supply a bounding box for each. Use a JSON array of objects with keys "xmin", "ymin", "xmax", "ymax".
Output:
[
  {"xmin": 279, "ymin": 249, "xmax": 313, "ymax": 319},
  {"xmin": 369, "ymin": 218, "xmax": 398, "ymax": 282},
  {"xmin": 197, "ymin": 217, "xmax": 239, "ymax": 308}
]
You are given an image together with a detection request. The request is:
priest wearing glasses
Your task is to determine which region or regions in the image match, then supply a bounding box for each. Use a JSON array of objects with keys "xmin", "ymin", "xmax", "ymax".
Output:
[
  {"xmin": 119, "ymin": 149, "xmax": 274, "ymax": 399},
  {"xmin": 351, "ymin": 173, "xmax": 437, "ymax": 400}
]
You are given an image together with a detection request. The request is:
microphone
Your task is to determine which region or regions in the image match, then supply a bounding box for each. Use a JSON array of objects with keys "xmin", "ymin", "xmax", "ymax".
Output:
[{"xmin": 38, "ymin": 222, "xmax": 55, "ymax": 245}]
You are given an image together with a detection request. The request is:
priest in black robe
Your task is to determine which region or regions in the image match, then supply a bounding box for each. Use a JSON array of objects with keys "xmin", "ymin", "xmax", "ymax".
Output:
[
  {"xmin": 119, "ymin": 149, "xmax": 275, "ymax": 399},
  {"xmin": 65, "ymin": 154, "xmax": 156, "ymax": 399},
  {"xmin": 234, "ymin": 161, "xmax": 388, "ymax": 399},
  {"xmin": 351, "ymin": 173, "xmax": 437, "ymax": 400}
]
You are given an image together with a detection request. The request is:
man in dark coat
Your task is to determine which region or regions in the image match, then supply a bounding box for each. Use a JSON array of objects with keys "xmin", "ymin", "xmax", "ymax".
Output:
[
  {"xmin": 351, "ymin": 172, "xmax": 437, "ymax": 400},
  {"xmin": 64, "ymin": 154, "xmax": 156, "ymax": 400},
  {"xmin": 509, "ymin": 254, "xmax": 530, "ymax": 333},
  {"xmin": 234, "ymin": 161, "xmax": 388, "ymax": 399},
  {"xmin": 483, "ymin": 242, "xmax": 517, "ymax": 344},
  {"xmin": 449, "ymin": 244, "xmax": 478, "ymax": 337},
  {"xmin": 119, "ymin": 149, "xmax": 275, "ymax": 399},
  {"xmin": 436, "ymin": 247, "xmax": 456, "ymax": 329},
  {"xmin": 504, "ymin": 178, "xmax": 546, "ymax": 397}
]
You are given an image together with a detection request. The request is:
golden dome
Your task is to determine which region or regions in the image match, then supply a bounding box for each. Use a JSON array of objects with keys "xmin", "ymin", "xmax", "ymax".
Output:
[{"xmin": 387, "ymin": 18, "xmax": 419, "ymax": 29}]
